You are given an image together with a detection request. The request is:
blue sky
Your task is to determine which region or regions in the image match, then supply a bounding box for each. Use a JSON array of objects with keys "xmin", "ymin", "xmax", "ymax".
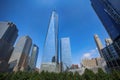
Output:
[{"xmin": 0, "ymin": 0, "xmax": 109, "ymax": 68}]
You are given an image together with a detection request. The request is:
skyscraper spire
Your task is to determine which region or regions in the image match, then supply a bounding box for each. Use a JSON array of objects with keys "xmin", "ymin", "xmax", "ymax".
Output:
[
  {"xmin": 41, "ymin": 11, "xmax": 59, "ymax": 72},
  {"xmin": 42, "ymin": 11, "xmax": 58, "ymax": 63}
]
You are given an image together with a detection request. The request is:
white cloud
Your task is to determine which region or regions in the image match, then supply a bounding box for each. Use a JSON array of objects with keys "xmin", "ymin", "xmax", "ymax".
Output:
[
  {"xmin": 82, "ymin": 53, "xmax": 91, "ymax": 59},
  {"xmin": 81, "ymin": 48, "xmax": 99, "ymax": 60}
]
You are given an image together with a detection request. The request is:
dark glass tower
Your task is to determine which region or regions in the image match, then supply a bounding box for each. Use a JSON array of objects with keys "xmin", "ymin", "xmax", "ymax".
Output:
[
  {"xmin": 0, "ymin": 22, "xmax": 18, "ymax": 72},
  {"xmin": 107, "ymin": 0, "xmax": 120, "ymax": 15},
  {"xmin": 41, "ymin": 11, "xmax": 58, "ymax": 72},
  {"xmin": 91, "ymin": 0, "xmax": 120, "ymax": 71},
  {"xmin": 0, "ymin": 22, "xmax": 18, "ymax": 45},
  {"xmin": 90, "ymin": 0, "xmax": 120, "ymax": 41}
]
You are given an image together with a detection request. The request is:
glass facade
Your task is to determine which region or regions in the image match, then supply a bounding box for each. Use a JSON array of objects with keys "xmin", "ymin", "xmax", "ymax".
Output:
[
  {"xmin": 91, "ymin": 0, "xmax": 120, "ymax": 41},
  {"xmin": 0, "ymin": 22, "xmax": 18, "ymax": 45},
  {"xmin": 8, "ymin": 36, "xmax": 32, "ymax": 72},
  {"xmin": 42, "ymin": 11, "xmax": 58, "ymax": 63},
  {"xmin": 108, "ymin": 0, "xmax": 120, "ymax": 14},
  {"xmin": 0, "ymin": 22, "xmax": 18, "ymax": 72},
  {"xmin": 102, "ymin": 41, "xmax": 120, "ymax": 70},
  {"xmin": 60, "ymin": 38, "xmax": 72, "ymax": 71},
  {"xmin": 29, "ymin": 44, "xmax": 39, "ymax": 70}
]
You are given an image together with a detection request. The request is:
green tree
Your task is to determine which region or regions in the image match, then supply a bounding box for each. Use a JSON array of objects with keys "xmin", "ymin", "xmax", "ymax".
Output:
[
  {"xmin": 82, "ymin": 68, "xmax": 96, "ymax": 80},
  {"xmin": 96, "ymin": 68, "xmax": 111, "ymax": 80},
  {"xmin": 110, "ymin": 69, "xmax": 120, "ymax": 80},
  {"xmin": 74, "ymin": 72, "xmax": 81, "ymax": 80},
  {"xmin": 0, "ymin": 72, "xmax": 9, "ymax": 80}
]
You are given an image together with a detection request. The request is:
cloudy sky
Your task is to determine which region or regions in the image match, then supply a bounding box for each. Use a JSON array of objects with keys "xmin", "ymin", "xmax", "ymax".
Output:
[{"xmin": 0, "ymin": 0, "xmax": 109, "ymax": 67}]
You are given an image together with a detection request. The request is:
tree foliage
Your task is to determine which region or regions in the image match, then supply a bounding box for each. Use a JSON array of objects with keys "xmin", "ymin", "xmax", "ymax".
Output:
[{"xmin": 0, "ymin": 69, "xmax": 120, "ymax": 80}]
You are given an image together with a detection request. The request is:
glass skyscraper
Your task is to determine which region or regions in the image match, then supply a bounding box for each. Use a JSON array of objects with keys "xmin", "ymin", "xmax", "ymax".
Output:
[
  {"xmin": 90, "ymin": 0, "xmax": 120, "ymax": 41},
  {"xmin": 8, "ymin": 36, "xmax": 32, "ymax": 72},
  {"xmin": 101, "ymin": 41, "xmax": 120, "ymax": 71},
  {"xmin": 107, "ymin": 0, "xmax": 120, "ymax": 16},
  {"xmin": 91, "ymin": 0, "xmax": 120, "ymax": 71},
  {"xmin": 29, "ymin": 44, "xmax": 39, "ymax": 71},
  {"xmin": 0, "ymin": 22, "xmax": 18, "ymax": 72},
  {"xmin": 42, "ymin": 11, "xmax": 58, "ymax": 63},
  {"xmin": 0, "ymin": 22, "xmax": 18, "ymax": 45},
  {"xmin": 41, "ymin": 11, "xmax": 58, "ymax": 72},
  {"xmin": 60, "ymin": 37, "xmax": 72, "ymax": 71}
]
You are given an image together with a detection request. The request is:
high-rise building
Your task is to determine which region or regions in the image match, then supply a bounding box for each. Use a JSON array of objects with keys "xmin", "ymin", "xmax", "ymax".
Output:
[
  {"xmin": 0, "ymin": 22, "xmax": 18, "ymax": 72},
  {"xmin": 8, "ymin": 36, "xmax": 32, "ymax": 72},
  {"xmin": 94, "ymin": 34, "xmax": 104, "ymax": 57},
  {"xmin": 102, "ymin": 40, "xmax": 120, "ymax": 71},
  {"xmin": 28, "ymin": 44, "xmax": 39, "ymax": 71},
  {"xmin": 107, "ymin": 0, "xmax": 120, "ymax": 23},
  {"xmin": 94, "ymin": 35, "xmax": 109, "ymax": 72},
  {"xmin": 91, "ymin": 0, "xmax": 120, "ymax": 41},
  {"xmin": 107, "ymin": 0, "xmax": 120, "ymax": 14},
  {"xmin": 91, "ymin": 0, "xmax": 120, "ymax": 71},
  {"xmin": 0, "ymin": 22, "xmax": 18, "ymax": 45},
  {"xmin": 60, "ymin": 37, "xmax": 72, "ymax": 71},
  {"xmin": 41, "ymin": 11, "xmax": 58, "ymax": 72}
]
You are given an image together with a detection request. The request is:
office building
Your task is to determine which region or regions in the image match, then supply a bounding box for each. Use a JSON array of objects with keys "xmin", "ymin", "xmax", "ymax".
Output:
[
  {"xmin": 60, "ymin": 37, "xmax": 72, "ymax": 71},
  {"xmin": 70, "ymin": 64, "xmax": 79, "ymax": 69},
  {"xmin": 0, "ymin": 22, "xmax": 18, "ymax": 45},
  {"xmin": 107, "ymin": 0, "xmax": 120, "ymax": 14},
  {"xmin": 0, "ymin": 22, "xmax": 18, "ymax": 72},
  {"xmin": 91, "ymin": 0, "xmax": 120, "ymax": 41},
  {"xmin": 102, "ymin": 40, "xmax": 120, "ymax": 71},
  {"xmin": 8, "ymin": 36, "xmax": 32, "ymax": 72},
  {"xmin": 81, "ymin": 57, "xmax": 106, "ymax": 73},
  {"xmin": 82, "ymin": 58, "xmax": 98, "ymax": 68},
  {"xmin": 41, "ymin": 11, "xmax": 58, "ymax": 72},
  {"xmin": 106, "ymin": 0, "xmax": 120, "ymax": 24},
  {"xmin": 28, "ymin": 44, "xmax": 39, "ymax": 71},
  {"xmin": 94, "ymin": 34, "xmax": 104, "ymax": 57},
  {"xmin": 91, "ymin": 0, "xmax": 120, "ymax": 71}
]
